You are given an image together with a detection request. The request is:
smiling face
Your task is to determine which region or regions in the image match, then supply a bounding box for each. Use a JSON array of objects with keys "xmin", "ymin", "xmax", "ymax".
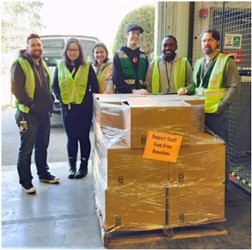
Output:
[
  {"xmin": 66, "ymin": 42, "xmax": 80, "ymax": 63},
  {"xmin": 93, "ymin": 46, "xmax": 107, "ymax": 65},
  {"xmin": 201, "ymin": 32, "xmax": 220, "ymax": 55},
  {"xmin": 162, "ymin": 36, "xmax": 177, "ymax": 61},
  {"xmin": 127, "ymin": 29, "xmax": 142, "ymax": 48},
  {"xmin": 27, "ymin": 38, "xmax": 43, "ymax": 60}
]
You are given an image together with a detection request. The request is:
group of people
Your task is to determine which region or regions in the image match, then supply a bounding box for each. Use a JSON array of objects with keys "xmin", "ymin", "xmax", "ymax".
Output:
[{"xmin": 11, "ymin": 23, "xmax": 240, "ymax": 194}]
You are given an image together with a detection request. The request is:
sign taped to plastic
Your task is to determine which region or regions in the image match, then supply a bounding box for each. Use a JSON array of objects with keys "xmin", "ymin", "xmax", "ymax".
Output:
[{"xmin": 143, "ymin": 130, "xmax": 182, "ymax": 163}]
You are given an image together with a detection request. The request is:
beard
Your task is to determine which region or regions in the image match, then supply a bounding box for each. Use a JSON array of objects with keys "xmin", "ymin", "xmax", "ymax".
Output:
[
  {"xmin": 29, "ymin": 50, "xmax": 42, "ymax": 60},
  {"xmin": 204, "ymin": 46, "xmax": 214, "ymax": 55},
  {"xmin": 163, "ymin": 50, "xmax": 175, "ymax": 61}
]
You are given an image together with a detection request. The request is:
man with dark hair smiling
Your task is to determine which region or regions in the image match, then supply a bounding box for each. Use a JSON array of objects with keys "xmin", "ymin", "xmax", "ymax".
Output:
[
  {"xmin": 145, "ymin": 35, "xmax": 193, "ymax": 94},
  {"xmin": 11, "ymin": 33, "xmax": 60, "ymax": 194}
]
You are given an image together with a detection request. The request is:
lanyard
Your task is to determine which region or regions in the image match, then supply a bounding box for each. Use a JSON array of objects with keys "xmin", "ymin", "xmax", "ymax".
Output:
[{"xmin": 165, "ymin": 61, "xmax": 173, "ymax": 93}]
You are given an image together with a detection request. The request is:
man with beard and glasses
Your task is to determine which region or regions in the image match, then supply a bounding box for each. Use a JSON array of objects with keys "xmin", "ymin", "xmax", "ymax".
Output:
[
  {"xmin": 11, "ymin": 33, "xmax": 60, "ymax": 194},
  {"xmin": 178, "ymin": 29, "xmax": 241, "ymax": 184},
  {"xmin": 145, "ymin": 35, "xmax": 194, "ymax": 94}
]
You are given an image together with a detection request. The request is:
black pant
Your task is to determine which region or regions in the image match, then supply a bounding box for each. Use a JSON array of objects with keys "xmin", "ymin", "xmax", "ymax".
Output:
[
  {"xmin": 61, "ymin": 104, "xmax": 92, "ymax": 161},
  {"xmin": 205, "ymin": 110, "xmax": 230, "ymax": 182}
]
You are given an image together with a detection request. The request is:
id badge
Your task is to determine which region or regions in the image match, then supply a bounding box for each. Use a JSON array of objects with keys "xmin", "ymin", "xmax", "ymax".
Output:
[
  {"xmin": 197, "ymin": 87, "xmax": 204, "ymax": 96},
  {"xmin": 20, "ymin": 120, "xmax": 28, "ymax": 132}
]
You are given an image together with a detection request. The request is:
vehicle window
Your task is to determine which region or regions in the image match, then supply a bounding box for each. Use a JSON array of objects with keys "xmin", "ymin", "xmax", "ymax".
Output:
[
  {"xmin": 42, "ymin": 38, "xmax": 64, "ymax": 67},
  {"xmin": 79, "ymin": 39, "xmax": 97, "ymax": 63}
]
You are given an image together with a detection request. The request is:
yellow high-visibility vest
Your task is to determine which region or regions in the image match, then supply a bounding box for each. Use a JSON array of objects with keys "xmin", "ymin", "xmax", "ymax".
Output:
[
  {"xmin": 152, "ymin": 57, "xmax": 187, "ymax": 93},
  {"xmin": 11, "ymin": 58, "xmax": 52, "ymax": 113},
  {"xmin": 193, "ymin": 53, "xmax": 232, "ymax": 113},
  {"xmin": 57, "ymin": 61, "xmax": 90, "ymax": 104}
]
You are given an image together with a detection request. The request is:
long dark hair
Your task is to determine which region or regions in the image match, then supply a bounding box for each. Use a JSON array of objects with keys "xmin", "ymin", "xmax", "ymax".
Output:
[
  {"xmin": 92, "ymin": 42, "xmax": 109, "ymax": 66},
  {"xmin": 62, "ymin": 38, "xmax": 85, "ymax": 66}
]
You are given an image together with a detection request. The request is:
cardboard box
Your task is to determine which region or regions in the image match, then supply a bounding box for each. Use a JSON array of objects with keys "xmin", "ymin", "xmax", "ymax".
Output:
[
  {"xmin": 96, "ymin": 182, "xmax": 225, "ymax": 232},
  {"xmin": 168, "ymin": 182, "xmax": 225, "ymax": 227},
  {"xmin": 103, "ymin": 185, "xmax": 166, "ymax": 231},
  {"xmin": 93, "ymin": 94, "xmax": 193, "ymax": 148},
  {"xmin": 93, "ymin": 132, "xmax": 225, "ymax": 188},
  {"xmin": 128, "ymin": 98, "xmax": 192, "ymax": 147},
  {"xmin": 107, "ymin": 147, "xmax": 169, "ymax": 187},
  {"xmin": 168, "ymin": 133, "xmax": 225, "ymax": 184}
]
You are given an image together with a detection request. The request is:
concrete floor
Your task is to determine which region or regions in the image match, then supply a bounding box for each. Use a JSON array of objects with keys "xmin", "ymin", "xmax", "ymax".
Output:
[{"xmin": 2, "ymin": 161, "xmax": 251, "ymax": 249}]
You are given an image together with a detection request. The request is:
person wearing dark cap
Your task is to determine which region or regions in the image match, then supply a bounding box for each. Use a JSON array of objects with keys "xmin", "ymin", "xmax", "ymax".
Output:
[
  {"xmin": 179, "ymin": 28, "xmax": 241, "ymax": 184},
  {"xmin": 113, "ymin": 23, "xmax": 149, "ymax": 94}
]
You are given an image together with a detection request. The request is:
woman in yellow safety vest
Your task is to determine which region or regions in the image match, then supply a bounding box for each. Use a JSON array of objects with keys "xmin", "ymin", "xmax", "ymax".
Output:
[
  {"xmin": 52, "ymin": 38, "xmax": 99, "ymax": 179},
  {"xmin": 92, "ymin": 42, "xmax": 114, "ymax": 94}
]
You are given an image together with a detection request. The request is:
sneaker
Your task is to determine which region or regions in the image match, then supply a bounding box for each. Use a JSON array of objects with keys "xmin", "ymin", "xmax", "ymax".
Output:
[
  {"xmin": 39, "ymin": 173, "xmax": 60, "ymax": 184},
  {"xmin": 22, "ymin": 183, "xmax": 37, "ymax": 194}
]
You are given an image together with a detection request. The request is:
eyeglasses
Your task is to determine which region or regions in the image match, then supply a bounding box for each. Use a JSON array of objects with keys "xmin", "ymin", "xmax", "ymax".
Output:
[
  {"xmin": 201, "ymin": 38, "xmax": 216, "ymax": 43},
  {"xmin": 67, "ymin": 49, "xmax": 79, "ymax": 52},
  {"xmin": 130, "ymin": 31, "xmax": 141, "ymax": 37}
]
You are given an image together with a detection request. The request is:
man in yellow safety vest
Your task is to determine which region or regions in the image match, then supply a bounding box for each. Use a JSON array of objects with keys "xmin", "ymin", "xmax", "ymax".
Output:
[
  {"xmin": 145, "ymin": 35, "xmax": 194, "ymax": 94},
  {"xmin": 11, "ymin": 33, "xmax": 60, "ymax": 194},
  {"xmin": 178, "ymin": 29, "xmax": 241, "ymax": 183}
]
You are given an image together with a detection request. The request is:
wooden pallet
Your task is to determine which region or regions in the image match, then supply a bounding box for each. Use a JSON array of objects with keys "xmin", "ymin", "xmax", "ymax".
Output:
[{"xmin": 102, "ymin": 223, "xmax": 227, "ymax": 248}]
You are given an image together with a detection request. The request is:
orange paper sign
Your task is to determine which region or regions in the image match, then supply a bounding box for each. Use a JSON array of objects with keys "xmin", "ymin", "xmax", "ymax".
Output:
[{"xmin": 143, "ymin": 130, "xmax": 182, "ymax": 163}]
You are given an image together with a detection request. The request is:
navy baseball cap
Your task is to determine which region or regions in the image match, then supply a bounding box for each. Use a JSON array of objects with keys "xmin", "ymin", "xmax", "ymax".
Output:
[{"xmin": 126, "ymin": 23, "xmax": 144, "ymax": 33}]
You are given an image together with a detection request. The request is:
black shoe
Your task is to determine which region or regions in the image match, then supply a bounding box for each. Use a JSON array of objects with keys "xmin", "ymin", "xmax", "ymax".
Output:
[
  {"xmin": 22, "ymin": 183, "xmax": 36, "ymax": 194},
  {"xmin": 75, "ymin": 159, "xmax": 88, "ymax": 179},
  {"xmin": 74, "ymin": 168, "xmax": 88, "ymax": 179},
  {"xmin": 68, "ymin": 169, "xmax": 76, "ymax": 179},
  {"xmin": 39, "ymin": 173, "xmax": 60, "ymax": 184},
  {"xmin": 67, "ymin": 158, "xmax": 77, "ymax": 179}
]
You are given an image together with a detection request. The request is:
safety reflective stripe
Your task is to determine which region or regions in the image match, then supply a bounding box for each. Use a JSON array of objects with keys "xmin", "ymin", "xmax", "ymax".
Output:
[
  {"xmin": 97, "ymin": 65, "xmax": 109, "ymax": 87},
  {"xmin": 193, "ymin": 58, "xmax": 204, "ymax": 86},
  {"xmin": 200, "ymin": 88, "xmax": 227, "ymax": 97},
  {"xmin": 60, "ymin": 61, "xmax": 74, "ymax": 103},
  {"xmin": 74, "ymin": 64, "xmax": 86, "ymax": 99},
  {"xmin": 152, "ymin": 59, "xmax": 160, "ymax": 93},
  {"xmin": 209, "ymin": 54, "xmax": 231, "ymax": 88},
  {"xmin": 174, "ymin": 57, "xmax": 187, "ymax": 91},
  {"xmin": 19, "ymin": 58, "xmax": 34, "ymax": 99},
  {"xmin": 124, "ymin": 79, "xmax": 145, "ymax": 85}
]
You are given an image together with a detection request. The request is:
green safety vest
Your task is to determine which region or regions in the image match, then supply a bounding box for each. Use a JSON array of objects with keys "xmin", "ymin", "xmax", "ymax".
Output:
[
  {"xmin": 151, "ymin": 57, "xmax": 187, "ymax": 94},
  {"xmin": 11, "ymin": 58, "xmax": 52, "ymax": 113},
  {"xmin": 193, "ymin": 53, "xmax": 232, "ymax": 113},
  {"xmin": 57, "ymin": 60, "xmax": 90, "ymax": 104},
  {"xmin": 117, "ymin": 50, "xmax": 147, "ymax": 86}
]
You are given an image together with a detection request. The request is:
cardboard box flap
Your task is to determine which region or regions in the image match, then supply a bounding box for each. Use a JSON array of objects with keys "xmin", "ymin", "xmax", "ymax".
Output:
[{"xmin": 126, "ymin": 97, "xmax": 191, "ymax": 108}]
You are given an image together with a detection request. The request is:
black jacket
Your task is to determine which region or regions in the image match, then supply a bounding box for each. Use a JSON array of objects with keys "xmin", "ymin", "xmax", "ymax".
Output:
[{"xmin": 11, "ymin": 50, "xmax": 53, "ymax": 116}]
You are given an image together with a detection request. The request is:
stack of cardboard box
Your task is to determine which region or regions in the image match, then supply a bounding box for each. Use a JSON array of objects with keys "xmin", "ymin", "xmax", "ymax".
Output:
[{"xmin": 92, "ymin": 94, "xmax": 225, "ymax": 233}]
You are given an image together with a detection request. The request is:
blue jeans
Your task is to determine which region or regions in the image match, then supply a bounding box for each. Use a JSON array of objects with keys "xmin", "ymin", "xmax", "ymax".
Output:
[{"xmin": 16, "ymin": 110, "xmax": 51, "ymax": 185}]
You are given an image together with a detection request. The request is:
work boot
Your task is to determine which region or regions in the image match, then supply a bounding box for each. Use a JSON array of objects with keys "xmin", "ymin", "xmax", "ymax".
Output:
[
  {"xmin": 75, "ymin": 158, "xmax": 88, "ymax": 179},
  {"xmin": 68, "ymin": 157, "xmax": 77, "ymax": 179}
]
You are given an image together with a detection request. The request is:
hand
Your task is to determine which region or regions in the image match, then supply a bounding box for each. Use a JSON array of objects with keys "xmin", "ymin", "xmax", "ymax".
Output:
[
  {"xmin": 177, "ymin": 87, "xmax": 187, "ymax": 95},
  {"xmin": 103, "ymin": 90, "xmax": 113, "ymax": 94},
  {"xmin": 132, "ymin": 89, "xmax": 149, "ymax": 95}
]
